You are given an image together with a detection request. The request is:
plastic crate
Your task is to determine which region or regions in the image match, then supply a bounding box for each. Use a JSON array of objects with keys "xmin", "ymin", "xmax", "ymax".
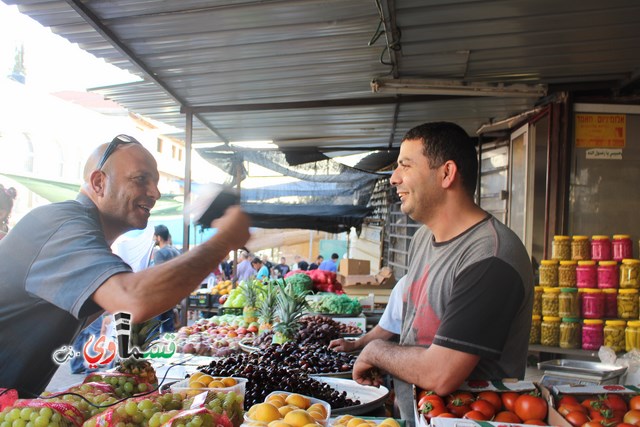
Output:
[
  {"xmin": 219, "ymin": 307, "xmax": 243, "ymax": 316},
  {"xmin": 194, "ymin": 294, "xmax": 211, "ymax": 307}
]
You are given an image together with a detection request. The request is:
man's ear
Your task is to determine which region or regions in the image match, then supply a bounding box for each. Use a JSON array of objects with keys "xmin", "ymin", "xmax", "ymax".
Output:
[
  {"xmin": 440, "ymin": 160, "xmax": 458, "ymax": 189},
  {"xmin": 89, "ymin": 170, "xmax": 106, "ymax": 196}
]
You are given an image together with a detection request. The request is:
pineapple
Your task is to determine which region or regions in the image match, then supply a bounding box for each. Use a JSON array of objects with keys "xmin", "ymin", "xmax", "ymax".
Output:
[
  {"xmin": 257, "ymin": 283, "xmax": 278, "ymax": 333},
  {"xmin": 115, "ymin": 319, "xmax": 159, "ymax": 386},
  {"xmin": 272, "ymin": 280, "xmax": 310, "ymax": 345},
  {"xmin": 239, "ymin": 280, "xmax": 263, "ymax": 323}
]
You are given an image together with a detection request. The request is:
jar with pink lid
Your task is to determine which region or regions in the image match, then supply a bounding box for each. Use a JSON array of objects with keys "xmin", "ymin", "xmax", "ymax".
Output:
[
  {"xmin": 591, "ymin": 235, "xmax": 612, "ymax": 261},
  {"xmin": 613, "ymin": 234, "xmax": 633, "ymax": 261},
  {"xmin": 598, "ymin": 261, "xmax": 619, "ymax": 289},
  {"xmin": 576, "ymin": 260, "xmax": 597, "ymax": 288},
  {"xmin": 581, "ymin": 288, "xmax": 604, "ymax": 319}
]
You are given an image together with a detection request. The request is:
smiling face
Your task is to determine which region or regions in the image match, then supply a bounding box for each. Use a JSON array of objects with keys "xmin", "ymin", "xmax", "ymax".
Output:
[
  {"xmin": 97, "ymin": 144, "xmax": 160, "ymax": 237},
  {"xmin": 390, "ymin": 138, "xmax": 444, "ymax": 224}
]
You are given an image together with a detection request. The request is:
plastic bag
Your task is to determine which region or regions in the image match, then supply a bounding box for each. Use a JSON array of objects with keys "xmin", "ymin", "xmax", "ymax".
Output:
[{"xmin": 599, "ymin": 346, "xmax": 640, "ymax": 384}]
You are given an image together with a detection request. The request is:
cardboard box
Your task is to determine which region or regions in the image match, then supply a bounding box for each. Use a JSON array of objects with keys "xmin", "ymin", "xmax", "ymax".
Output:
[
  {"xmin": 339, "ymin": 258, "xmax": 371, "ymax": 275},
  {"xmin": 375, "ymin": 267, "xmax": 396, "ymax": 287},
  {"xmin": 330, "ymin": 314, "xmax": 366, "ymax": 331},
  {"xmin": 337, "ymin": 273, "xmax": 377, "ymax": 287}
]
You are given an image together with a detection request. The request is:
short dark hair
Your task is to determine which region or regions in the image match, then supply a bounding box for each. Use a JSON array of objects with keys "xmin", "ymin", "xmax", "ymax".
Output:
[
  {"xmin": 251, "ymin": 257, "xmax": 262, "ymax": 265},
  {"xmin": 331, "ymin": 253, "xmax": 339, "ymax": 260},
  {"xmin": 403, "ymin": 121, "xmax": 478, "ymax": 197},
  {"xmin": 154, "ymin": 224, "xmax": 170, "ymax": 241}
]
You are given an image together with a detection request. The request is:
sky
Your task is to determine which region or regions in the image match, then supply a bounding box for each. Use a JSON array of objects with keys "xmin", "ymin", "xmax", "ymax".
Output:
[{"xmin": 0, "ymin": 2, "xmax": 138, "ymax": 92}]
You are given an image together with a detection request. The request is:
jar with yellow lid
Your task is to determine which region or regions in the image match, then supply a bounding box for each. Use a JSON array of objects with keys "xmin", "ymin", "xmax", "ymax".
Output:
[
  {"xmin": 539, "ymin": 260, "xmax": 559, "ymax": 287},
  {"xmin": 581, "ymin": 288, "xmax": 604, "ymax": 319},
  {"xmin": 572, "ymin": 235, "xmax": 591, "ymax": 260},
  {"xmin": 542, "ymin": 287, "xmax": 560, "ymax": 317},
  {"xmin": 626, "ymin": 320, "xmax": 640, "ymax": 352},
  {"xmin": 603, "ymin": 288, "xmax": 618, "ymax": 318},
  {"xmin": 541, "ymin": 316, "xmax": 561, "ymax": 347},
  {"xmin": 582, "ymin": 319, "xmax": 604, "ymax": 350},
  {"xmin": 559, "ymin": 260, "xmax": 577, "ymax": 287},
  {"xmin": 560, "ymin": 318, "xmax": 581, "ymax": 349},
  {"xmin": 598, "ymin": 260, "xmax": 619, "ymax": 289},
  {"xmin": 576, "ymin": 260, "xmax": 597, "ymax": 288},
  {"xmin": 530, "ymin": 315, "xmax": 541, "ymax": 345},
  {"xmin": 591, "ymin": 235, "xmax": 612, "ymax": 261},
  {"xmin": 552, "ymin": 235, "xmax": 571, "ymax": 261},
  {"xmin": 558, "ymin": 287, "xmax": 580, "ymax": 318},
  {"xmin": 613, "ymin": 235, "xmax": 633, "ymax": 262},
  {"xmin": 620, "ymin": 259, "xmax": 640, "ymax": 289},
  {"xmin": 604, "ymin": 320, "xmax": 626, "ymax": 352},
  {"xmin": 617, "ymin": 289, "xmax": 639, "ymax": 320},
  {"xmin": 532, "ymin": 286, "xmax": 543, "ymax": 316}
]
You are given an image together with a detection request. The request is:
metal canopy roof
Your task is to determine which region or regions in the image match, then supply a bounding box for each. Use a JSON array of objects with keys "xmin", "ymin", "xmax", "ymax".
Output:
[{"xmin": 6, "ymin": 0, "xmax": 640, "ymax": 170}]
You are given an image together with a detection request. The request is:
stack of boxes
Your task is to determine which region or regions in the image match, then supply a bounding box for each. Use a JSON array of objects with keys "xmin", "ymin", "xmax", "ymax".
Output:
[{"xmin": 532, "ymin": 234, "xmax": 639, "ymax": 352}]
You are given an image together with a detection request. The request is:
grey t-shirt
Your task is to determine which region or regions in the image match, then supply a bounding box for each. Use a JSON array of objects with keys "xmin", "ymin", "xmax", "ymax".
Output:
[
  {"xmin": 0, "ymin": 194, "xmax": 132, "ymax": 396},
  {"xmin": 394, "ymin": 216, "xmax": 534, "ymax": 421},
  {"xmin": 154, "ymin": 245, "xmax": 180, "ymax": 264}
]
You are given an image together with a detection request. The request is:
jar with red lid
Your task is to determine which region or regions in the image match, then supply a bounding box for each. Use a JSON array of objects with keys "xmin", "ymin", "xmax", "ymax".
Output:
[
  {"xmin": 591, "ymin": 235, "xmax": 612, "ymax": 261},
  {"xmin": 603, "ymin": 288, "xmax": 618, "ymax": 318},
  {"xmin": 582, "ymin": 319, "xmax": 604, "ymax": 350},
  {"xmin": 576, "ymin": 261, "xmax": 596, "ymax": 288},
  {"xmin": 598, "ymin": 261, "xmax": 619, "ymax": 289},
  {"xmin": 613, "ymin": 234, "xmax": 633, "ymax": 261},
  {"xmin": 581, "ymin": 288, "xmax": 604, "ymax": 319},
  {"xmin": 552, "ymin": 235, "xmax": 571, "ymax": 261}
]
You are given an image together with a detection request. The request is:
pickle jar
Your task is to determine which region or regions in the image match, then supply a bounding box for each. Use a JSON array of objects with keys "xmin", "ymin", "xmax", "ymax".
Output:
[
  {"xmin": 626, "ymin": 320, "xmax": 640, "ymax": 352},
  {"xmin": 542, "ymin": 287, "xmax": 560, "ymax": 317},
  {"xmin": 592, "ymin": 235, "xmax": 612, "ymax": 261},
  {"xmin": 560, "ymin": 318, "xmax": 581, "ymax": 349},
  {"xmin": 604, "ymin": 319, "xmax": 626, "ymax": 352},
  {"xmin": 603, "ymin": 288, "xmax": 618, "ymax": 318},
  {"xmin": 572, "ymin": 235, "xmax": 591, "ymax": 260},
  {"xmin": 539, "ymin": 260, "xmax": 559, "ymax": 287},
  {"xmin": 613, "ymin": 235, "xmax": 634, "ymax": 262},
  {"xmin": 533, "ymin": 286, "xmax": 543, "ymax": 316},
  {"xmin": 541, "ymin": 316, "xmax": 561, "ymax": 347},
  {"xmin": 577, "ymin": 260, "xmax": 597, "ymax": 289},
  {"xmin": 581, "ymin": 288, "xmax": 604, "ymax": 319},
  {"xmin": 558, "ymin": 287, "xmax": 580, "ymax": 318},
  {"xmin": 598, "ymin": 261, "xmax": 619, "ymax": 289},
  {"xmin": 620, "ymin": 259, "xmax": 640, "ymax": 289},
  {"xmin": 552, "ymin": 235, "xmax": 571, "ymax": 261},
  {"xmin": 530, "ymin": 315, "xmax": 541, "ymax": 345},
  {"xmin": 559, "ymin": 260, "xmax": 577, "ymax": 287},
  {"xmin": 582, "ymin": 319, "xmax": 604, "ymax": 350},
  {"xmin": 617, "ymin": 289, "xmax": 639, "ymax": 320}
]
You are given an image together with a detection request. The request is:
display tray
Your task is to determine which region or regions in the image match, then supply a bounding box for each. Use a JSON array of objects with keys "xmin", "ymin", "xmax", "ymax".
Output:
[
  {"xmin": 238, "ymin": 338, "xmax": 261, "ymax": 353},
  {"xmin": 537, "ymin": 359, "xmax": 627, "ymax": 380},
  {"xmin": 308, "ymin": 312, "xmax": 364, "ymax": 318},
  {"xmin": 315, "ymin": 377, "xmax": 389, "ymax": 416}
]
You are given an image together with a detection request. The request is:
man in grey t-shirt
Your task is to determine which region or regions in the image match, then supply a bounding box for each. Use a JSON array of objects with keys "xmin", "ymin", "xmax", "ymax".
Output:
[
  {"xmin": 351, "ymin": 122, "xmax": 533, "ymax": 421},
  {"xmin": 0, "ymin": 135, "xmax": 251, "ymax": 397}
]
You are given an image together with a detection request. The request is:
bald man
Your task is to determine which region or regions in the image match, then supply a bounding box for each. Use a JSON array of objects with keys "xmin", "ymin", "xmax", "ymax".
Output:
[{"xmin": 0, "ymin": 135, "xmax": 251, "ymax": 396}]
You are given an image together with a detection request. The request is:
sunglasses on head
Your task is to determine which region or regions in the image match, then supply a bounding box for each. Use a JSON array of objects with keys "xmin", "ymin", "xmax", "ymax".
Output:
[{"xmin": 96, "ymin": 134, "xmax": 142, "ymax": 170}]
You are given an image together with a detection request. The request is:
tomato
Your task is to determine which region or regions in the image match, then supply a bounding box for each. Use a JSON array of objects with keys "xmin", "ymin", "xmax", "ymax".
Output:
[
  {"xmin": 514, "ymin": 394, "xmax": 548, "ymax": 422},
  {"xmin": 624, "ymin": 409, "xmax": 640, "ymax": 425},
  {"xmin": 581, "ymin": 422, "xmax": 605, "ymax": 427},
  {"xmin": 447, "ymin": 392, "xmax": 475, "ymax": 405},
  {"xmin": 494, "ymin": 411, "xmax": 522, "ymax": 423},
  {"xmin": 616, "ymin": 423, "xmax": 638, "ymax": 427},
  {"xmin": 630, "ymin": 397, "xmax": 640, "ymax": 411},
  {"xmin": 502, "ymin": 392, "xmax": 521, "ymax": 412},
  {"xmin": 603, "ymin": 394, "xmax": 628, "ymax": 412},
  {"xmin": 564, "ymin": 411, "xmax": 590, "ymax": 427},
  {"xmin": 447, "ymin": 401, "xmax": 471, "ymax": 418},
  {"xmin": 470, "ymin": 399, "xmax": 496, "ymax": 419},
  {"xmin": 558, "ymin": 395, "xmax": 581, "ymax": 407},
  {"xmin": 523, "ymin": 420, "xmax": 547, "ymax": 426},
  {"xmin": 463, "ymin": 410, "xmax": 488, "ymax": 421},
  {"xmin": 477, "ymin": 391, "xmax": 502, "ymax": 411},
  {"xmin": 433, "ymin": 413, "xmax": 455, "ymax": 419},
  {"xmin": 418, "ymin": 389, "xmax": 438, "ymax": 402},
  {"xmin": 420, "ymin": 401, "xmax": 446, "ymax": 419},
  {"xmin": 582, "ymin": 397, "xmax": 604, "ymax": 411},
  {"xmin": 418, "ymin": 394, "xmax": 445, "ymax": 410},
  {"xmin": 558, "ymin": 403, "xmax": 588, "ymax": 416}
]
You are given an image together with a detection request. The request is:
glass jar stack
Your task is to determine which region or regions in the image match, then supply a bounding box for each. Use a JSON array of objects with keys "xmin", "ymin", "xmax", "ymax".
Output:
[{"xmin": 531, "ymin": 233, "xmax": 638, "ymax": 352}]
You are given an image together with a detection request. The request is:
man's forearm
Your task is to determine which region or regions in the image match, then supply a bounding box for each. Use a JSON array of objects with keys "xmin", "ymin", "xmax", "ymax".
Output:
[{"xmin": 355, "ymin": 325, "xmax": 395, "ymax": 349}]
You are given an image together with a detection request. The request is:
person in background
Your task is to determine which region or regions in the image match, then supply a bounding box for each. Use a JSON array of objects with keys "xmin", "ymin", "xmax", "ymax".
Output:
[
  {"xmin": 309, "ymin": 255, "xmax": 323, "ymax": 270},
  {"xmin": 251, "ymin": 257, "xmax": 270, "ymax": 280},
  {"xmin": 329, "ymin": 275, "xmax": 407, "ymax": 353},
  {"xmin": 292, "ymin": 255, "xmax": 309, "ymax": 271},
  {"xmin": 0, "ymin": 184, "xmax": 17, "ymax": 241},
  {"xmin": 318, "ymin": 253, "xmax": 339, "ymax": 272},
  {"xmin": 152, "ymin": 224, "xmax": 181, "ymax": 333},
  {"xmin": 220, "ymin": 254, "xmax": 232, "ymax": 280},
  {"xmin": 275, "ymin": 256, "xmax": 290, "ymax": 277},
  {"xmin": 350, "ymin": 122, "xmax": 533, "ymax": 421},
  {"xmin": 261, "ymin": 254, "xmax": 274, "ymax": 272},
  {"xmin": 0, "ymin": 134, "xmax": 251, "ymax": 396},
  {"xmin": 236, "ymin": 250, "xmax": 254, "ymax": 282}
]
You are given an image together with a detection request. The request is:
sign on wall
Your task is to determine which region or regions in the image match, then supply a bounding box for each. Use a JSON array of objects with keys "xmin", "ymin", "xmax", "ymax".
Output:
[{"xmin": 575, "ymin": 113, "xmax": 626, "ymax": 148}]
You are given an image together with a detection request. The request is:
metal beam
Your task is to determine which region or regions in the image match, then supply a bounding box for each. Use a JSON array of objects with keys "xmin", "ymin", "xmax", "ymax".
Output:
[{"xmin": 181, "ymin": 95, "xmax": 463, "ymax": 114}]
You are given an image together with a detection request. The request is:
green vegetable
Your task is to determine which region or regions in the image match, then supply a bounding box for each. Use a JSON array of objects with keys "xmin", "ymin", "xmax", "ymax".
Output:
[
  {"xmin": 270, "ymin": 274, "xmax": 313, "ymax": 295},
  {"xmin": 309, "ymin": 293, "xmax": 362, "ymax": 315}
]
